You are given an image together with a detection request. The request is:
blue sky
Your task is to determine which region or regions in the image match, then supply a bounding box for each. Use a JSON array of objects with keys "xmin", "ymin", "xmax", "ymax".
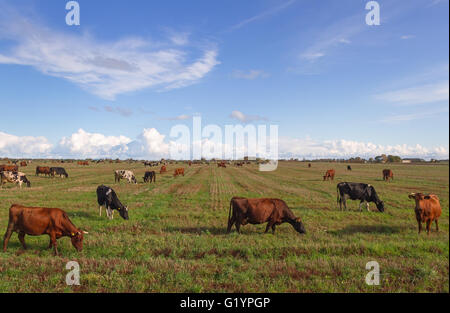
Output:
[{"xmin": 0, "ymin": 0, "xmax": 448, "ymax": 159}]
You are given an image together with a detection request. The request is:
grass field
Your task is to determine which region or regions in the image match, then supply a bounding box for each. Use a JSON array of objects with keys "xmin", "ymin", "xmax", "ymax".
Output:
[{"xmin": 0, "ymin": 161, "xmax": 448, "ymax": 292}]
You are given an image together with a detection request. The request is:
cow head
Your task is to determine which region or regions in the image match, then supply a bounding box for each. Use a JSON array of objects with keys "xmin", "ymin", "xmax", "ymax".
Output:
[
  {"xmin": 292, "ymin": 217, "xmax": 306, "ymax": 234},
  {"xmin": 375, "ymin": 201, "xmax": 385, "ymax": 212},
  {"xmin": 117, "ymin": 206, "xmax": 129, "ymax": 220},
  {"xmin": 70, "ymin": 231, "xmax": 88, "ymax": 251}
]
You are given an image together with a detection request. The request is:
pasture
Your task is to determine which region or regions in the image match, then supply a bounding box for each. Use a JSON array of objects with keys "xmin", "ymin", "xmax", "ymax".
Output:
[{"xmin": 0, "ymin": 161, "xmax": 448, "ymax": 292}]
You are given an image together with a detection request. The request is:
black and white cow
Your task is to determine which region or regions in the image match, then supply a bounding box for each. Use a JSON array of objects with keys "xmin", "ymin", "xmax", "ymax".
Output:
[
  {"xmin": 114, "ymin": 170, "xmax": 137, "ymax": 184},
  {"xmin": 50, "ymin": 167, "xmax": 69, "ymax": 178},
  {"xmin": 143, "ymin": 171, "xmax": 156, "ymax": 183},
  {"xmin": 0, "ymin": 171, "xmax": 31, "ymax": 188},
  {"xmin": 96, "ymin": 185, "xmax": 129, "ymax": 220},
  {"xmin": 337, "ymin": 182, "xmax": 385, "ymax": 212}
]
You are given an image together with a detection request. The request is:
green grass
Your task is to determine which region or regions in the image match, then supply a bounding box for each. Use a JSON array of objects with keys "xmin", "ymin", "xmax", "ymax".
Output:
[{"xmin": 0, "ymin": 161, "xmax": 448, "ymax": 292}]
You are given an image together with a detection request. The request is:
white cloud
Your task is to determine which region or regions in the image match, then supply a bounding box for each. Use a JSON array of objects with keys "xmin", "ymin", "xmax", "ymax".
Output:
[
  {"xmin": 0, "ymin": 132, "xmax": 52, "ymax": 158},
  {"xmin": 161, "ymin": 114, "xmax": 192, "ymax": 121},
  {"xmin": 0, "ymin": 7, "xmax": 219, "ymax": 100},
  {"xmin": 400, "ymin": 35, "xmax": 415, "ymax": 40},
  {"xmin": 232, "ymin": 69, "xmax": 269, "ymax": 80},
  {"xmin": 229, "ymin": 110, "xmax": 268, "ymax": 123},
  {"xmin": 376, "ymin": 81, "xmax": 449, "ymax": 106}
]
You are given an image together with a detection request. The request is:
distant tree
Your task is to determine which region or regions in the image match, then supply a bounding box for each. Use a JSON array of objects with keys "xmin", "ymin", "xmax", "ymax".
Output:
[{"xmin": 387, "ymin": 155, "xmax": 402, "ymax": 163}]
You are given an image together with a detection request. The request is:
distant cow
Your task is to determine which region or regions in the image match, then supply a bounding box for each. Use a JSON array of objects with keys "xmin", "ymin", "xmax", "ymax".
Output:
[
  {"xmin": 337, "ymin": 182, "xmax": 385, "ymax": 212},
  {"xmin": 3, "ymin": 204, "xmax": 87, "ymax": 255},
  {"xmin": 347, "ymin": 165, "xmax": 352, "ymax": 171},
  {"xmin": 0, "ymin": 164, "xmax": 18, "ymax": 172},
  {"xmin": 160, "ymin": 166, "xmax": 167, "ymax": 174},
  {"xmin": 50, "ymin": 167, "xmax": 69, "ymax": 178},
  {"xmin": 323, "ymin": 169, "xmax": 335, "ymax": 181},
  {"xmin": 77, "ymin": 161, "xmax": 89, "ymax": 166},
  {"xmin": 96, "ymin": 185, "xmax": 129, "ymax": 220},
  {"xmin": 114, "ymin": 170, "xmax": 137, "ymax": 184},
  {"xmin": 143, "ymin": 171, "xmax": 156, "ymax": 183},
  {"xmin": 308, "ymin": 163, "xmax": 312, "ymax": 168},
  {"xmin": 1, "ymin": 171, "xmax": 31, "ymax": 188},
  {"xmin": 20, "ymin": 161, "xmax": 27, "ymax": 167},
  {"xmin": 173, "ymin": 168, "xmax": 185, "ymax": 177},
  {"xmin": 383, "ymin": 169, "xmax": 394, "ymax": 182},
  {"xmin": 227, "ymin": 197, "xmax": 306, "ymax": 235},
  {"xmin": 36, "ymin": 166, "xmax": 51, "ymax": 177},
  {"xmin": 218, "ymin": 162, "xmax": 226, "ymax": 168},
  {"xmin": 408, "ymin": 193, "xmax": 442, "ymax": 235},
  {"xmin": 188, "ymin": 161, "xmax": 192, "ymax": 167}
]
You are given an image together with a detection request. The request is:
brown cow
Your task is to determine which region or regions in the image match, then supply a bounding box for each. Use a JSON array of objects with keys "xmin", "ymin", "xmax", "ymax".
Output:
[
  {"xmin": 160, "ymin": 165, "xmax": 167, "ymax": 174},
  {"xmin": 0, "ymin": 164, "xmax": 18, "ymax": 172},
  {"xmin": 36, "ymin": 166, "xmax": 51, "ymax": 176},
  {"xmin": 218, "ymin": 162, "xmax": 226, "ymax": 168},
  {"xmin": 323, "ymin": 169, "xmax": 335, "ymax": 181},
  {"xmin": 20, "ymin": 161, "xmax": 27, "ymax": 167},
  {"xmin": 173, "ymin": 168, "xmax": 185, "ymax": 177},
  {"xmin": 383, "ymin": 169, "xmax": 394, "ymax": 181},
  {"xmin": 3, "ymin": 204, "xmax": 88, "ymax": 255},
  {"xmin": 408, "ymin": 193, "xmax": 442, "ymax": 235},
  {"xmin": 227, "ymin": 197, "xmax": 306, "ymax": 234},
  {"xmin": 188, "ymin": 161, "xmax": 192, "ymax": 167},
  {"xmin": 308, "ymin": 163, "xmax": 312, "ymax": 168}
]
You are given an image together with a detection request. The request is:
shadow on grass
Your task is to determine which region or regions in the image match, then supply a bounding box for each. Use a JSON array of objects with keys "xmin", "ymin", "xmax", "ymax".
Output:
[
  {"xmin": 164, "ymin": 226, "xmax": 228, "ymax": 235},
  {"xmin": 330, "ymin": 224, "xmax": 404, "ymax": 236}
]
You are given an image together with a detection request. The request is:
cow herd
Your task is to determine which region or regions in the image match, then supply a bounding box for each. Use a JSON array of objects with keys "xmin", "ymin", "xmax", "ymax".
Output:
[{"xmin": 0, "ymin": 162, "xmax": 444, "ymax": 256}]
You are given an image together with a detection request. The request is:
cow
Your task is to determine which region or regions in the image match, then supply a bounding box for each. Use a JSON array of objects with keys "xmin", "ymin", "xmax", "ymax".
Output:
[
  {"xmin": 1, "ymin": 171, "xmax": 31, "ymax": 188},
  {"xmin": 408, "ymin": 193, "xmax": 442, "ymax": 235},
  {"xmin": 173, "ymin": 168, "xmax": 185, "ymax": 177},
  {"xmin": 96, "ymin": 185, "xmax": 129, "ymax": 220},
  {"xmin": 308, "ymin": 163, "xmax": 312, "ymax": 168},
  {"xmin": 77, "ymin": 161, "xmax": 89, "ymax": 166},
  {"xmin": 383, "ymin": 169, "xmax": 394, "ymax": 182},
  {"xmin": 114, "ymin": 170, "xmax": 137, "ymax": 184},
  {"xmin": 235, "ymin": 162, "xmax": 244, "ymax": 167},
  {"xmin": 36, "ymin": 166, "xmax": 51, "ymax": 177},
  {"xmin": 160, "ymin": 165, "xmax": 167, "ymax": 174},
  {"xmin": 323, "ymin": 169, "xmax": 335, "ymax": 181},
  {"xmin": 347, "ymin": 165, "xmax": 352, "ymax": 171},
  {"xmin": 20, "ymin": 161, "xmax": 27, "ymax": 167},
  {"xmin": 50, "ymin": 167, "xmax": 69, "ymax": 178},
  {"xmin": 227, "ymin": 197, "xmax": 306, "ymax": 235},
  {"xmin": 337, "ymin": 182, "xmax": 385, "ymax": 212},
  {"xmin": 188, "ymin": 161, "xmax": 192, "ymax": 167},
  {"xmin": 0, "ymin": 164, "xmax": 18, "ymax": 172},
  {"xmin": 218, "ymin": 162, "xmax": 226, "ymax": 168},
  {"xmin": 2, "ymin": 204, "xmax": 87, "ymax": 256},
  {"xmin": 143, "ymin": 171, "xmax": 156, "ymax": 183}
]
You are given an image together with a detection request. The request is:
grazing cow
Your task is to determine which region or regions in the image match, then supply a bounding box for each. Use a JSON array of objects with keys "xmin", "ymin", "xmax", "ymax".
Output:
[
  {"xmin": 114, "ymin": 170, "xmax": 137, "ymax": 184},
  {"xmin": 96, "ymin": 185, "xmax": 129, "ymax": 220},
  {"xmin": 0, "ymin": 164, "xmax": 18, "ymax": 172},
  {"xmin": 323, "ymin": 169, "xmax": 335, "ymax": 181},
  {"xmin": 308, "ymin": 163, "xmax": 312, "ymax": 168},
  {"xmin": 160, "ymin": 165, "xmax": 167, "ymax": 174},
  {"xmin": 36, "ymin": 166, "xmax": 51, "ymax": 177},
  {"xmin": 173, "ymin": 168, "xmax": 185, "ymax": 177},
  {"xmin": 383, "ymin": 169, "xmax": 394, "ymax": 182},
  {"xmin": 337, "ymin": 182, "xmax": 385, "ymax": 212},
  {"xmin": 408, "ymin": 193, "xmax": 442, "ymax": 235},
  {"xmin": 218, "ymin": 162, "xmax": 226, "ymax": 168},
  {"xmin": 235, "ymin": 162, "xmax": 244, "ymax": 167},
  {"xmin": 347, "ymin": 165, "xmax": 352, "ymax": 171},
  {"xmin": 143, "ymin": 171, "xmax": 156, "ymax": 183},
  {"xmin": 1, "ymin": 171, "xmax": 31, "ymax": 188},
  {"xmin": 227, "ymin": 197, "xmax": 306, "ymax": 235},
  {"xmin": 50, "ymin": 167, "xmax": 69, "ymax": 178},
  {"xmin": 77, "ymin": 161, "xmax": 89, "ymax": 166},
  {"xmin": 3, "ymin": 204, "xmax": 87, "ymax": 255},
  {"xmin": 20, "ymin": 161, "xmax": 27, "ymax": 167}
]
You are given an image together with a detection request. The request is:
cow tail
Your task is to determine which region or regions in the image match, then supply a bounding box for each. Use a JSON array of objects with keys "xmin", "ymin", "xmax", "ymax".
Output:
[
  {"xmin": 228, "ymin": 199, "xmax": 233, "ymax": 226},
  {"xmin": 336, "ymin": 185, "xmax": 340, "ymax": 206}
]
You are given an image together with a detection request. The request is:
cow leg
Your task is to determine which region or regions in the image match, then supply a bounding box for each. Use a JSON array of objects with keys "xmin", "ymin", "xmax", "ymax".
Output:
[
  {"xmin": 50, "ymin": 233, "xmax": 58, "ymax": 256},
  {"xmin": 264, "ymin": 222, "xmax": 273, "ymax": 234},
  {"xmin": 435, "ymin": 220, "xmax": 439, "ymax": 232},
  {"xmin": 18, "ymin": 232, "xmax": 27, "ymax": 249},
  {"xmin": 48, "ymin": 239, "xmax": 53, "ymax": 249},
  {"xmin": 111, "ymin": 210, "xmax": 115, "ymax": 219},
  {"xmin": 271, "ymin": 224, "xmax": 277, "ymax": 234},
  {"xmin": 227, "ymin": 215, "xmax": 235, "ymax": 234},
  {"xmin": 426, "ymin": 220, "xmax": 431, "ymax": 235},
  {"xmin": 417, "ymin": 220, "xmax": 422, "ymax": 234},
  {"xmin": 366, "ymin": 202, "xmax": 370, "ymax": 212},
  {"xmin": 359, "ymin": 201, "xmax": 363, "ymax": 212},
  {"xmin": 235, "ymin": 222, "xmax": 241, "ymax": 234},
  {"xmin": 2, "ymin": 224, "xmax": 14, "ymax": 252}
]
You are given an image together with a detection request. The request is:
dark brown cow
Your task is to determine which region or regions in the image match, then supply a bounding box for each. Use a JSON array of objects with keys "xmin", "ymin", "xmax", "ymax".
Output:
[
  {"xmin": 36, "ymin": 166, "xmax": 51, "ymax": 176},
  {"xmin": 160, "ymin": 165, "xmax": 167, "ymax": 174},
  {"xmin": 323, "ymin": 169, "xmax": 335, "ymax": 181},
  {"xmin": 20, "ymin": 161, "xmax": 27, "ymax": 167},
  {"xmin": 188, "ymin": 161, "xmax": 192, "ymax": 167},
  {"xmin": 227, "ymin": 197, "xmax": 306, "ymax": 235},
  {"xmin": 383, "ymin": 169, "xmax": 394, "ymax": 181},
  {"xmin": 408, "ymin": 193, "xmax": 442, "ymax": 235},
  {"xmin": 0, "ymin": 164, "xmax": 18, "ymax": 172},
  {"xmin": 3, "ymin": 204, "xmax": 88, "ymax": 255},
  {"xmin": 173, "ymin": 168, "xmax": 185, "ymax": 177},
  {"xmin": 218, "ymin": 162, "xmax": 226, "ymax": 168},
  {"xmin": 308, "ymin": 163, "xmax": 312, "ymax": 168}
]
